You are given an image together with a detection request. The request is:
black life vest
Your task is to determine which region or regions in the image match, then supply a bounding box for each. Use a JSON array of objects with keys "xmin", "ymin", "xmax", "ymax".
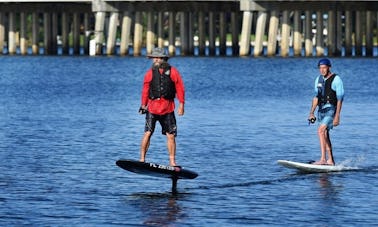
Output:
[
  {"xmin": 149, "ymin": 64, "xmax": 176, "ymax": 100},
  {"xmin": 317, "ymin": 73, "xmax": 337, "ymax": 107}
]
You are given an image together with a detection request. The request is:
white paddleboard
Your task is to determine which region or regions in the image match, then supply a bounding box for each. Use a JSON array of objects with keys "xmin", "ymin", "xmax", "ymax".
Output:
[{"xmin": 277, "ymin": 160, "xmax": 359, "ymax": 173}]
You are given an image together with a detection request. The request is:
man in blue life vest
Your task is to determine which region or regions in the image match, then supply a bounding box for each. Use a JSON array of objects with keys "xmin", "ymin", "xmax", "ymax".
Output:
[{"xmin": 308, "ymin": 58, "xmax": 344, "ymax": 165}]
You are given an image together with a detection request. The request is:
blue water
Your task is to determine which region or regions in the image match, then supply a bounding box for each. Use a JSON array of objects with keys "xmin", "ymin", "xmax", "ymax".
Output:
[{"xmin": 1, "ymin": 56, "xmax": 378, "ymax": 226}]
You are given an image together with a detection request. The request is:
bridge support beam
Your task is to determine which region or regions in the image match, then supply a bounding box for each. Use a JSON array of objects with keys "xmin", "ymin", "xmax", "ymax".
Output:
[
  {"xmin": 304, "ymin": 11, "xmax": 313, "ymax": 56},
  {"xmin": 31, "ymin": 13, "xmax": 39, "ymax": 55},
  {"xmin": 43, "ymin": 13, "xmax": 51, "ymax": 55},
  {"xmin": 280, "ymin": 10, "xmax": 290, "ymax": 57},
  {"xmin": 293, "ymin": 11, "xmax": 301, "ymax": 56},
  {"xmin": 94, "ymin": 11, "xmax": 106, "ymax": 55},
  {"xmin": 327, "ymin": 10, "xmax": 337, "ymax": 56},
  {"xmin": 355, "ymin": 11, "xmax": 363, "ymax": 56},
  {"xmin": 254, "ymin": 11, "xmax": 267, "ymax": 56},
  {"xmin": 73, "ymin": 12, "xmax": 80, "ymax": 55},
  {"xmin": 208, "ymin": 11, "xmax": 216, "ymax": 56},
  {"xmin": 240, "ymin": 10, "xmax": 253, "ymax": 56},
  {"xmin": 107, "ymin": 12, "xmax": 119, "ymax": 55},
  {"xmin": 157, "ymin": 12, "xmax": 164, "ymax": 48},
  {"xmin": 219, "ymin": 12, "xmax": 227, "ymax": 55},
  {"xmin": 168, "ymin": 12, "xmax": 176, "ymax": 56},
  {"xmin": 267, "ymin": 10, "xmax": 278, "ymax": 56},
  {"xmin": 8, "ymin": 12, "xmax": 16, "ymax": 55},
  {"xmin": 120, "ymin": 11, "xmax": 132, "ymax": 56},
  {"xmin": 61, "ymin": 13, "xmax": 69, "ymax": 55},
  {"xmin": 344, "ymin": 11, "xmax": 352, "ymax": 56},
  {"xmin": 366, "ymin": 11, "xmax": 373, "ymax": 56},
  {"xmin": 231, "ymin": 12, "xmax": 239, "ymax": 56},
  {"xmin": 0, "ymin": 13, "xmax": 4, "ymax": 54},
  {"xmin": 20, "ymin": 12, "xmax": 27, "ymax": 55},
  {"xmin": 133, "ymin": 11, "xmax": 143, "ymax": 56},
  {"xmin": 315, "ymin": 11, "xmax": 324, "ymax": 56},
  {"xmin": 146, "ymin": 11, "xmax": 155, "ymax": 55},
  {"xmin": 198, "ymin": 11, "xmax": 206, "ymax": 56}
]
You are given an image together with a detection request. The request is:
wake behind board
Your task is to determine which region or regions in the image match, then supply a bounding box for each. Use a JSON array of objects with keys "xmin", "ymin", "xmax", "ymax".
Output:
[
  {"xmin": 277, "ymin": 160, "xmax": 359, "ymax": 173},
  {"xmin": 116, "ymin": 159, "xmax": 198, "ymax": 180}
]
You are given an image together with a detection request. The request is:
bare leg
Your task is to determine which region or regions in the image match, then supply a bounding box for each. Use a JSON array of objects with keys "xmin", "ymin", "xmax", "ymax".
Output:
[
  {"xmin": 140, "ymin": 131, "xmax": 152, "ymax": 162},
  {"xmin": 315, "ymin": 124, "xmax": 328, "ymax": 165},
  {"xmin": 166, "ymin": 133, "xmax": 177, "ymax": 166},
  {"xmin": 324, "ymin": 130, "xmax": 335, "ymax": 165}
]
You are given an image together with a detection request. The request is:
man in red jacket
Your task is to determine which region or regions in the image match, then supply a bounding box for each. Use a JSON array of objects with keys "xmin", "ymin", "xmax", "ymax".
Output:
[{"xmin": 139, "ymin": 48, "xmax": 185, "ymax": 167}]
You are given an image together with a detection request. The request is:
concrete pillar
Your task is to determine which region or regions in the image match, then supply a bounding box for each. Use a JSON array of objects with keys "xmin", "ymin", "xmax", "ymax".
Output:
[
  {"xmin": 61, "ymin": 13, "xmax": 69, "ymax": 55},
  {"xmin": 240, "ymin": 11, "xmax": 253, "ymax": 56},
  {"xmin": 336, "ymin": 11, "xmax": 342, "ymax": 56},
  {"xmin": 133, "ymin": 11, "xmax": 143, "ymax": 56},
  {"xmin": 281, "ymin": 10, "xmax": 290, "ymax": 57},
  {"xmin": 106, "ymin": 12, "xmax": 119, "ymax": 55},
  {"xmin": 366, "ymin": 11, "xmax": 373, "ymax": 56},
  {"xmin": 208, "ymin": 11, "xmax": 216, "ymax": 56},
  {"xmin": 180, "ymin": 12, "xmax": 190, "ymax": 56},
  {"xmin": 0, "ymin": 13, "xmax": 4, "ymax": 54},
  {"xmin": 267, "ymin": 10, "xmax": 279, "ymax": 56},
  {"xmin": 315, "ymin": 11, "xmax": 324, "ymax": 56},
  {"xmin": 94, "ymin": 11, "xmax": 106, "ymax": 55},
  {"xmin": 254, "ymin": 11, "xmax": 267, "ymax": 57},
  {"xmin": 231, "ymin": 12, "xmax": 239, "ymax": 56},
  {"xmin": 32, "ymin": 12, "xmax": 39, "ymax": 55},
  {"xmin": 304, "ymin": 11, "xmax": 313, "ymax": 56},
  {"xmin": 188, "ymin": 12, "xmax": 194, "ymax": 55},
  {"xmin": 293, "ymin": 11, "xmax": 302, "ymax": 56},
  {"xmin": 327, "ymin": 10, "xmax": 336, "ymax": 56},
  {"xmin": 198, "ymin": 11, "xmax": 206, "ymax": 56},
  {"xmin": 146, "ymin": 12, "xmax": 155, "ymax": 55},
  {"xmin": 120, "ymin": 11, "xmax": 132, "ymax": 55},
  {"xmin": 73, "ymin": 13, "xmax": 81, "ymax": 55},
  {"xmin": 344, "ymin": 11, "xmax": 352, "ymax": 56},
  {"xmin": 168, "ymin": 12, "xmax": 176, "ymax": 56},
  {"xmin": 44, "ymin": 13, "xmax": 53, "ymax": 55},
  {"xmin": 355, "ymin": 11, "xmax": 362, "ymax": 56},
  {"xmin": 8, "ymin": 12, "xmax": 16, "ymax": 55},
  {"xmin": 157, "ymin": 12, "xmax": 164, "ymax": 48},
  {"xmin": 83, "ymin": 13, "xmax": 90, "ymax": 55},
  {"xmin": 20, "ymin": 12, "xmax": 28, "ymax": 55},
  {"xmin": 52, "ymin": 12, "xmax": 58, "ymax": 54},
  {"xmin": 219, "ymin": 12, "xmax": 227, "ymax": 56}
]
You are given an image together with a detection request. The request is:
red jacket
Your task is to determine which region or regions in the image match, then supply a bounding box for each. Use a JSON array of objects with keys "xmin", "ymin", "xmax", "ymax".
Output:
[{"xmin": 141, "ymin": 66, "xmax": 185, "ymax": 115}]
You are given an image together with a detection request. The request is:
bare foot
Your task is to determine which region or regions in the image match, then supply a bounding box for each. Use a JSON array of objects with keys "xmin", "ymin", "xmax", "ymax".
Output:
[
  {"xmin": 326, "ymin": 160, "xmax": 335, "ymax": 166},
  {"xmin": 313, "ymin": 160, "xmax": 327, "ymax": 165}
]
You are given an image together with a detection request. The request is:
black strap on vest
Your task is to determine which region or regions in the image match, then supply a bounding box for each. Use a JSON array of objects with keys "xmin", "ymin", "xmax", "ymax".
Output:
[
  {"xmin": 317, "ymin": 74, "xmax": 337, "ymax": 107},
  {"xmin": 149, "ymin": 65, "xmax": 176, "ymax": 100}
]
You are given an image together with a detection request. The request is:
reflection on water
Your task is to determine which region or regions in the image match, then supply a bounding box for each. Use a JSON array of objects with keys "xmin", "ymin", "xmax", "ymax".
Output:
[
  {"xmin": 317, "ymin": 173, "xmax": 342, "ymax": 200},
  {"xmin": 126, "ymin": 193, "xmax": 187, "ymax": 226}
]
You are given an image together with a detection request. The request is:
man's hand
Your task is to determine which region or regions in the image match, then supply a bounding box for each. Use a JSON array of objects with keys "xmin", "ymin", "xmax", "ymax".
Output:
[
  {"xmin": 333, "ymin": 114, "xmax": 340, "ymax": 126},
  {"xmin": 139, "ymin": 105, "xmax": 148, "ymax": 114},
  {"xmin": 177, "ymin": 103, "xmax": 184, "ymax": 116},
  {"xmin": 308, "ymin": 113, "xmax": 316, "ymax": 124}
]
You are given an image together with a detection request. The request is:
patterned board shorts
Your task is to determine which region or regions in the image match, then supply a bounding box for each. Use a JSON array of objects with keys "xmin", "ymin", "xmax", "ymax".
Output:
[
  {"xmin": 144, "ymin": 111, "xmax": 177, "ymax": 136},
  {"xmin": 318, "ymin": 106, "xmax": 336, "ymax": 130}
]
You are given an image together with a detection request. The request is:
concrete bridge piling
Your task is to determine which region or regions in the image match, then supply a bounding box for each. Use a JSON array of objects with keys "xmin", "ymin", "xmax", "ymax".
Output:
[{"xmin": 0, "ymin": 0, "xmax": 377, "ymax": 57}]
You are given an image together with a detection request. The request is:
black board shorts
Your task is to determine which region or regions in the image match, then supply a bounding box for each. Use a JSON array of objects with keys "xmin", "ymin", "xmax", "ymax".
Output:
[{"xmin": 145, "ymin": 111, "xmax": 177, "ymax": 136}]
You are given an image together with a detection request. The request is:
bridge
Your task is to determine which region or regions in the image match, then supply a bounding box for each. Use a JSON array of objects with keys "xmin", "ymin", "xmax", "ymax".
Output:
[{"xmin": 0, "ymin": 0, "xmax": 377, "ymax": 57}]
